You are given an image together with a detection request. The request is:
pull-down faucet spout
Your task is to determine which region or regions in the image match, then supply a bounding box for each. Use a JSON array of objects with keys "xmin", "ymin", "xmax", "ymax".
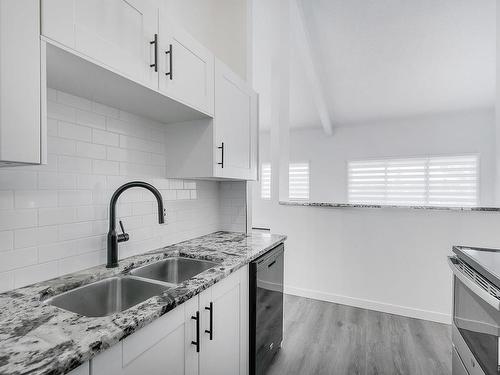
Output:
[{"xmin": 107, "ymin": 181, "xmax": 165, "ymax": 268}]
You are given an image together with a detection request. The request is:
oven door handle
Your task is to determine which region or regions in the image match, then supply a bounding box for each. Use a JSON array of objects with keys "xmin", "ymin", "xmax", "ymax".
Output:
[{"xmin": 448, "ymin": 256, "xmax": 500, "ymax": 311}]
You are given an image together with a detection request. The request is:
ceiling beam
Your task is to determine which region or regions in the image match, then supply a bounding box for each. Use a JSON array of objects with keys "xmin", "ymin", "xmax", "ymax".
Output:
[{"xmin": 291, "ymin": 0, "xmax": 334, "ymax": 136}]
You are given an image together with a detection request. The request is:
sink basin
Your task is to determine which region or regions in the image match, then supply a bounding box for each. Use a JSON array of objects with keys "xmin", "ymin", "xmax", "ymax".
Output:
[
  {"xmin": 45, "ymin": 277, "xmax": 168, "ymax": 317},
  {"xmin": 130, "ymin": 257, "xmax": 220, "ymax": 284}
]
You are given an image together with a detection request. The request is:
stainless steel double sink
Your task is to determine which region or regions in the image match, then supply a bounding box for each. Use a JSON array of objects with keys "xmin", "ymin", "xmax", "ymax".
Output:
[{"xmin": 45, "ymin": 257, "xmax": 220, "ymax": 317}]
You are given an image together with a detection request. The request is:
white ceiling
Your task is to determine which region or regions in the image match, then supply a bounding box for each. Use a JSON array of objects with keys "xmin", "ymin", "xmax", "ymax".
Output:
[{"xmin": 254, "ymin": 0, "xmax": 496, "ymax": 130}]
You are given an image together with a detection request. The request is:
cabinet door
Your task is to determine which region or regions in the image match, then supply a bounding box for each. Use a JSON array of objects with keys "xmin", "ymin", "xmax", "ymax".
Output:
[
  {"xmin": 91, "ymin": 304, "xmax": 186, "ymax": 375},
  {"xmin": 0, "ymin": 0, "xmax": 42, "ymax": 165},
  {"xmin": 67, "ymin": 362, "xmax": 89, "ymax": 375},
  {"xmin": 42, "ymin": 0, "xmax": 159, "ymax": 89},
  {"xmin": 184, "ymin": 296, "xmax": 200, "ymax": 375},
  {"xmin": 200, "ymin": 270, "xmax": 243, "ymax": 375},
  {"xmin": 158, "ymin": 15, "xmax": 214, "ymax": 115},
  {"xmin": 214, "ymin": 61, "xmax": 258, "ymax": 180}
]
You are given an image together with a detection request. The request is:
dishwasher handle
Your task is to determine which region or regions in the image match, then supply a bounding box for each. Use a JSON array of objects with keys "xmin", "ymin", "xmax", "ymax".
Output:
[{"xmin": 448, "ymin": 256, "xmax": 500, "ymax": 311}]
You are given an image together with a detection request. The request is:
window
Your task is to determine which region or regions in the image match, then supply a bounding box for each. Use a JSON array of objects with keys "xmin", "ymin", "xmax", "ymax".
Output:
[
  {"xmin": 348, "ymin": 155, "xmax": 478, "ymax": 207},
  {"xmin": 261, "ymin": 163, "xmax": 272, "ymax": 199},
  {"xmin": 289, "ymin": 162, "xmax": 310, "ymax": 201}
]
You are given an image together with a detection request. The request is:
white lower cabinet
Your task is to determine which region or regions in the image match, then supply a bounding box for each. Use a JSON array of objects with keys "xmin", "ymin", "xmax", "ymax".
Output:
[
  {"xmin": 91, "ymin": 266, "xmax": 248, "ymax": 375},
  {"xmin": 67, "ymin": 362, "xmax": 89, "ymax": 375}
]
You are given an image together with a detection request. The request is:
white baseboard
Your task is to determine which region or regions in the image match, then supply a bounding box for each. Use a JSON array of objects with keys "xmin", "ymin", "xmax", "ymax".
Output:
[{"xmin": 284, "ymin": 285, "xmax": 451, "ymax": 324}]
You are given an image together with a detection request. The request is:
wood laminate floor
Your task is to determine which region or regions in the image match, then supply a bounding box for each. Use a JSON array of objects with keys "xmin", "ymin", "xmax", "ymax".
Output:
[{"xmin": 266, "ymin": 295, "xmax": 451, "ymax": 375}]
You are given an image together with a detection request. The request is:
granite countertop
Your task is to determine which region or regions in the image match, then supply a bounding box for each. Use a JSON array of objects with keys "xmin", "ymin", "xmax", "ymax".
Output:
[
  {"xmin": 280, "ymin": 200, "xmax": 500, "ymax": 211},
  {"xmin": 0, "ymin": 231, "xmax": 286, "ymax": 375}
]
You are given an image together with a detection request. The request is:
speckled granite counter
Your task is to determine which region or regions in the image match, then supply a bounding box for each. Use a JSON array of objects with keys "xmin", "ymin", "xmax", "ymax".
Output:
[
  {"xmin": 279, "ymin": 200, "xmax": 500, "ymax": 211},
  {"xmin": 0, "ymin": 231, "xmax": 286, "ymax": 375}
]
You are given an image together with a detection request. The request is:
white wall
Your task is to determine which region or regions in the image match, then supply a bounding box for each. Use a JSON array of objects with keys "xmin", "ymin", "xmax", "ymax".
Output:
[
  {"xmin": 267, "ymin": 203, "xmax": 500, "ymax": 324},
  {"xmin": 166, "ymin": 0, "xmax": 249, "ymax": 80},
  {"xmin": 253, "ymin": 108, "xmax": 500, "ymax": 323},
  {"xmin": 258, "ymin": 108, "xmax": 496, "ymax": 205},
  {"xmin": 0, "ymin": 89, "xmax": 245, "ymax": 292}
]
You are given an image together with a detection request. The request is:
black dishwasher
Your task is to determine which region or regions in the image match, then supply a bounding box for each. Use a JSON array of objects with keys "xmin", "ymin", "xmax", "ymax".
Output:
[{"xmin": 250, "ymin": 243, "xmax": 284, "ymax": 375}]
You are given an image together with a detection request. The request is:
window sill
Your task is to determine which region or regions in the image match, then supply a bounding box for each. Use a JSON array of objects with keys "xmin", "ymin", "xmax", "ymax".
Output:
[{"xmin": 278, "ymin": 201, "xmax": 500, "ymax": 212}]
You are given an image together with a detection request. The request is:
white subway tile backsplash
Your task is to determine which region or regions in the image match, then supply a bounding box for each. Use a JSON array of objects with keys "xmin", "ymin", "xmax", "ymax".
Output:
[
  {"xmin": 169, "ymin": 179, "xmax": 184, "ymax": 189},
  {"xmin": 176, "ymin": 190, "xmax": 190, "ymax": 200},
  {"xmin": 38, "ymin": 172, "xmax": 77, "ymax": 190},
  {"xmin": 0, "ymin": 231, "xmax": 13, "ymax": 252},
  {"xmin": 48, "ymin": 136, "xmax": 76, "ymax": 156},
  {"xmin": 58, "ymin": 191, "xmax": 93, "ymax": 207},
  {"xmin": 47, "ymin": 101, "xmax": 76, "ymax": 122},
  {"xmin": 0, "ymin": 89, "xmax": 240, "ymax": 291},
  {"xmin": 39, "ymin": 207, "xmax": 77, "ymax": 226},
  {"xmin": 14, "ymin": 261, "xmax": 59, "ymax": 289},
  {"xmin": 47, "ymin": 88, "xmax": 57, "ymax": 102},
  {"xmin": 14, "ymin": 226, "xmax": 58, "ymax": 249},
  {"xmin": 59, "ymin": 222, "xmax": 94, "ymax": 241},
  {"xmin": 58, "ymin": 156, "xmax": 92, "ymax": 174},
  {"xmin": 0, "ymin": 191, "xmax": 14, "ymax": 209},
  {"xmin": 76, "ymin": 109, "xmax": 106, "ymax": 129},
  {"xmin": 0, "ymin": 170, "xmax": 37, "ymax": 190},
  {"xmin": 92, "ymin": 129, "xmax": 119, "ymax": 146},
  {"xmin": 59, "ymin": 122, "xmax": 92, "ymax": 142},
  {"xmin": 76, "ymin": 142, "xmax": 106, "ymax": 159},
  {"xmin": 107, "ymin": 117, "xmax": 148, "ymax": 139},
  {"xmin": 107, "ymin": 147, "xmax": 150, "ymax": 163},
  {"xmin": 92, "ymin": 101, "xmax": 119, "ymax": 118},
  {"xmin": 77, "ymin": 175, "xmax": 106, "ymax": 190},
  {"xmin": 47, "ymin": 118, "xmax": 58, "ymax": 136},
  {"xmin": 76, "ymin": 206, "xmax": 107, "ymax": 221},
  {"xmin": 0, "ymin": 272, "xmax": 14, "ymax": 292},
  {"xmin": 15, "ymin": 191, "xmax": 58, "ymax": 208},
  {"xmin": 0, "ymin": 247, "xmax": 38, "ymax": 272},
  {"xmin": 57, "ymin": 91, "xmax": 92, "ymax": 111},
  {"xmin": 119, "ymin": 135, "xmax": 163, "ymax": 154},
  {"xmin": 0, "ymin": 210, "xmax": 37, "ymax": 231},
  {"xmin": 93, "ymin": 160, "xmax": 120, "ymax": 175},
  {"xmin": 58, "ymin": 250, "xmax": 105, "ymax": 274}
]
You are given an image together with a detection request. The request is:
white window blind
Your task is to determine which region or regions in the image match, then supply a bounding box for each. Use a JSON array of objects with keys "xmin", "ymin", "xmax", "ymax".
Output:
[
  {"xmin": 348, "ymin": 155, "xmax": 478, "ymax": 207},
  {"xmin": 261, "ymin": 163, "xmax": 272, "ymax": 200},
  {"xmin": 289, "ymin": 162, "xmax": 310, "ymax": 201}
]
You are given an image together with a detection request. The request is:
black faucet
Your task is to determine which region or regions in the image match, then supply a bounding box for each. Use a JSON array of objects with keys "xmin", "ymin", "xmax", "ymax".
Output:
[{"xmin": 107, "ymin": 181, "xmax": 165, "ymax": 268}]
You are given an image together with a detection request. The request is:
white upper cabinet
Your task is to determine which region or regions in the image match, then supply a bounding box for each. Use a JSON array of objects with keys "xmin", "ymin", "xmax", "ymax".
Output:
[
  {"xmin": 158, "ymin": 11, "xmax": 214, "ymax": 116},
  {"xmin": 214, "ymin": 60, "xmax": 258, "ymax": 180},
  {"xmin": 0, "ymin": 0, "xmax": 45, "ymax": 166},
  {"xmin": 42, "ymin": 0, "xmax": 159, "ymax": 89},
  {"xmin": 164, "ymin": 60, "xmax": 258, "ymax": 181}
]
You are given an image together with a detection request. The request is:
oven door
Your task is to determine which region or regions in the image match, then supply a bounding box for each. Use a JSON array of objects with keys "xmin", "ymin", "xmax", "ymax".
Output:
[{"xmin": 449, "ymin": 257, "xmax": 500, "ymax": 375}]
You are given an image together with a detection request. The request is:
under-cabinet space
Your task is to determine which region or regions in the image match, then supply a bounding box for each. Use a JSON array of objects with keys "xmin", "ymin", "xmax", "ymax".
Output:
[
  {"xmin": 164, "ymin": 60, "xmax": 258, "ymax": 181},
  {"xmin": 42, "ymin": 0, "xmax": 159, "ymax": 90}
]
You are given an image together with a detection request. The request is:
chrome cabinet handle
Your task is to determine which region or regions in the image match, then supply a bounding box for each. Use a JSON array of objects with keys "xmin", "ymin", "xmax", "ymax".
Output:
[
  {"xmin": 205, "ymin": 302, "xmax": 213, "ymax": 340},
  {"xmin": 150, "ymin": 34, "xmax": 158, "ymax": 72},
  {"xmin": 448, "ymin": 256, "xmax": 500, "ymax": 311}
]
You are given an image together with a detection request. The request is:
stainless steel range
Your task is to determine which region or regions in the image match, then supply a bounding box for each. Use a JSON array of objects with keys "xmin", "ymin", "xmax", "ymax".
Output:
[{"xmin": 449, "ymin": 247, "xmax": 500, "ymax": 375}]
